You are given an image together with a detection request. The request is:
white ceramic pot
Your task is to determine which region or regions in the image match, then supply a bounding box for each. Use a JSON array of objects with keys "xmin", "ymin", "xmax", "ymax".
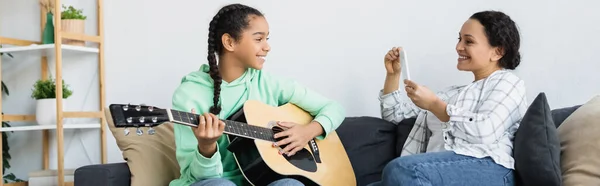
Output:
[{"xmin": 36, "ymin": 98, "xmax": 66, "ymax": 125}]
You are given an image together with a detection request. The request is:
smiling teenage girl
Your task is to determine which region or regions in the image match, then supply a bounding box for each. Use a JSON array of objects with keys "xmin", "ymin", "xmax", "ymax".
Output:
[
  {"xmin": 168, "ymin": 3, "xmax": 345, "ymax": 186},
  {"xmin": 373, "ymin": 10, "xmax": 527, "ymax": 186}
]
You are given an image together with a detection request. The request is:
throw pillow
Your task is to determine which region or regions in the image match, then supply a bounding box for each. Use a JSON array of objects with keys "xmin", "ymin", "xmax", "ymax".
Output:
[
  {"xmin": 514, "ymin": 92, "xmax": 561, "ymax": 186},
  {"xmin": 551, "ymin": 105, "xmax": 582, "ymax": 128},
  {"xmin": 105, "ymin": 108, "xmax": 180, "ymax": 186},
  {"xmin": 395, "ymin": 117, "xmax": 416, "ymax": 157},
  {"xmin": 335, "ymin": 116, "xmax": 398, "ymax": 186},
  {"xmin": 558, "ymin": 95, "xmax": 600, "ymax": 185}
]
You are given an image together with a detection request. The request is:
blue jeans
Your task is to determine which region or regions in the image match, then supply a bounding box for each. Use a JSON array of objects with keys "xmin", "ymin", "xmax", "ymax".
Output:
[
  {"xmin": 191, "ymin": 178, "xmax": 303, "ymax": 186},
  {"xmin": 368, "ymin": 151, "xmax": 514, "ymax": 186}
]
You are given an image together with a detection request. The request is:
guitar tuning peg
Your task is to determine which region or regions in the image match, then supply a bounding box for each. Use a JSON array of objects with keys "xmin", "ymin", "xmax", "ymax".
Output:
[
  {"xmin": 136, "ymin": 127, "xmax": 143, "ymax": 136},
  {"xmin": 122, "ymin": 105, "xmax": 129, "ymax": 111},
  {"xmin": 135, "ymin": 105, "xmax": 141, "ymax": 111},
  {"xmin": 148, "ymin": 127, "xmax": 155, "ymax": 135},
  {"xmin": 148, "ymin": 106, "xmax": 154, "ymax": 112},
  {"xmin": 124, "ymin": 127, "xmax": 130, "ymax": 136}
]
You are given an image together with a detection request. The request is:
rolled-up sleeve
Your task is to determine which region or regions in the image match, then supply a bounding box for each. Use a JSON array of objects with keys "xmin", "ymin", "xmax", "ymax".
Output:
[{"xmin": 379, "ymin": 89, "xmax": 422, "ymax": 124}]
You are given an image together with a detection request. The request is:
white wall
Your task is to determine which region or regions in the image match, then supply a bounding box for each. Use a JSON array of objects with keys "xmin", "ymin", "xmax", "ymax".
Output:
[{"xmin": 1, "ymin": 0, "xmax": 599, "ymax": 181}]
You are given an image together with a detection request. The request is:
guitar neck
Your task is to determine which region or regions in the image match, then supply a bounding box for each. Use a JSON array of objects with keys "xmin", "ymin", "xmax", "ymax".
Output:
[{"xmin": 167, "ymin": 109, "xmax": 277, "ymax": 142}]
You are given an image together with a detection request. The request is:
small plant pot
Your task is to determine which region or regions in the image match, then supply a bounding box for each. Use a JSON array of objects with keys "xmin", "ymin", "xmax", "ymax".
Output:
[
  {"xmin": 36, "ymin": 98, "xmax": 67, "ymax": 126},
  {"xmin": 61, "ymin": 19, "xmax": 85, "ymax": 46}
]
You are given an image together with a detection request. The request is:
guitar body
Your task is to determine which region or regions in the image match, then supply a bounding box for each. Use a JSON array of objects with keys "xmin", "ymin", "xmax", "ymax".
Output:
[{"xmin": 225, "ymin": 100, "xmax": 356, "ymax": 186}]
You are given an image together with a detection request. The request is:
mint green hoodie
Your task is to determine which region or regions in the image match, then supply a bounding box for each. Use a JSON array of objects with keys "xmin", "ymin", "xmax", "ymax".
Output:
[{"xmin": 168, "ymin": 64, "xmax": 345, "ymax": 186}]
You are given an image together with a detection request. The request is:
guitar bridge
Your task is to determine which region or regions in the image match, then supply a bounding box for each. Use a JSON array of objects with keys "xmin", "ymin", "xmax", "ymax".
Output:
[{"xmin": 308, "ymin": 139, "xmax": 321, "ymax": 163}]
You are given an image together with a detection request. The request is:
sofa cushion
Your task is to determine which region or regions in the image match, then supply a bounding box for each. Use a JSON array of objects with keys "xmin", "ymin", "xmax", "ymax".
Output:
[
  {"xmin": 335, "ymin": 116, "xmax": 397, "ymax": 186},
  {"xmin": 105, "ymin": 108, "xmax": 180, "ymax": 186},
  {"xmin": 558, "ymin": 95, "xmax": 600, "ymax": 185},
  {"xmin": 551, "ymin": 105, "xmax": 581, "ymax": 128},
  {"xmin": 74, "ymin": 162, "xmax": 131, "ymax": 186},
  {"xmin": 395, "ymin": 117, "xmax": 416, "ymax": 157},
  {"xmin": 514, "ymin": 92, "xmax": 562, "ymax": 186}
]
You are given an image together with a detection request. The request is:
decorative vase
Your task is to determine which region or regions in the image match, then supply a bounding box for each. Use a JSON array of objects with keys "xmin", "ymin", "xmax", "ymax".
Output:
[
  {"xmin": 61, "ymin": 19, "xmax": 85, "ymax": 46},
  {"xmin": 35, "ymin": 98, "xmax": 66, "ymax": 126},
  {"xmin": 42, "ymin": 12, "xmax": 55, "ymax": 44}
]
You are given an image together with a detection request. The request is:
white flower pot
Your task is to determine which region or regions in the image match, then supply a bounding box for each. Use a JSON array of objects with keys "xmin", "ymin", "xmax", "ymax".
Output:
[{"xmin": 36, "ymin": 98, "xmax": 66, "ymax": 125}]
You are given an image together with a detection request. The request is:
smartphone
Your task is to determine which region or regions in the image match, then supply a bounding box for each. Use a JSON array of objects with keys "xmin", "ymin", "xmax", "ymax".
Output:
[{"xmin": 399, "ymin": 48, "xmax": 411, "ymax": 81}]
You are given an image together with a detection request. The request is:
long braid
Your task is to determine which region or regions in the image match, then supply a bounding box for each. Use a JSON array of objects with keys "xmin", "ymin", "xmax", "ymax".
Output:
[
  {"xmin": 206, "ymin": 4, "xmax": 263, "ymax": 115},
  {"xmin": 207, "ymin": 22, "xmax": 222, "ymax": 115}
]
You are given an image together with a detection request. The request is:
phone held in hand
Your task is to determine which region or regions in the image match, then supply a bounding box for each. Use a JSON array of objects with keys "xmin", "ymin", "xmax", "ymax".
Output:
[{"xmin": 399, "ymin": 48, "xmax": 411, "ymax": 81}]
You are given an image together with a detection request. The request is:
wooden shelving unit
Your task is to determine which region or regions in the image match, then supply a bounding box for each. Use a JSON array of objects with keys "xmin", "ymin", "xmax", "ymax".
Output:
[{"xmin": 0, "ymin": 0, "xmax": 106, "ymax": 185}]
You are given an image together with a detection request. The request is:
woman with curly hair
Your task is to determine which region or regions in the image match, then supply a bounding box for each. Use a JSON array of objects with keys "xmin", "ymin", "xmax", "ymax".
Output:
[{"xmin": 371, "ymin": 10, "xmax": 527, "ymax": 186}]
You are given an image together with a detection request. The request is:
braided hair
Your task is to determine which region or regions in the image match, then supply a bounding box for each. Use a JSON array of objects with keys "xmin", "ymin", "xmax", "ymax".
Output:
[{"xmin": 206, "ymin": 4, "xmax": 263, "ymax": 114}]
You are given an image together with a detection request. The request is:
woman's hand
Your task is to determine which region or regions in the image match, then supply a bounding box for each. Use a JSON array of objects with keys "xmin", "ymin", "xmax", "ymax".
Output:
[
  {"xmin": 191, "ymin": 108, "xmax": 225, "ymax": 157},
  {"xmin": 404, "ymin": 79, "xmax": 441, "ymax": 110},
  {"xmin": 404, "ymin": 80, "xmax": 450, "ymax": 122},
  {"xmin": 272, "ymin": 121, "xmax": 323, "ymax": 156},
  {"xmin": 384, "ymin": 47, "xmax": 402, "ymax": 75}
]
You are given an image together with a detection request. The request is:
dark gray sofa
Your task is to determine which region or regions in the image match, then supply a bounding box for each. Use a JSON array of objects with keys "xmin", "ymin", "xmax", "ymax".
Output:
[{"xmin": 73, "ymin": 105, "xmax": 582, "ymax": 186}]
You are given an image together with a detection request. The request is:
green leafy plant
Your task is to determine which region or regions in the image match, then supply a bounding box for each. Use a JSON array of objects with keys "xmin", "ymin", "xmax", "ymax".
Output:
[
  {"xmin": 0, "ymin": 45, "xmax": 12, "ymax": 96},
  {"xmin": 61, "ymin": 5, "xmax": 86, "ymax": 20},
  {"xmin": 0, "ymin": 74, "xmax": 24, "ymax": 183},
  {"xmin": 2, "ymin": 122, "xmax": 24, "ymax": 183},
  {"xmin": 1, "ymin": 82, "xmax": 8, "ymax": 97},
  {"xmin": 0, "ymin": 45, "xmax": 13, "ymax": 59},
  {"xmin": 31, "ymin": 78, "xmax": 73, "ymax": 100}
]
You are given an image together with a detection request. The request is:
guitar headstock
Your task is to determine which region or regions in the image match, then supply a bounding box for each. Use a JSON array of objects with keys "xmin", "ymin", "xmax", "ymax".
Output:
[{"xmin": 108, "ymin": 103, "xmax": 171, "ymax": 136}]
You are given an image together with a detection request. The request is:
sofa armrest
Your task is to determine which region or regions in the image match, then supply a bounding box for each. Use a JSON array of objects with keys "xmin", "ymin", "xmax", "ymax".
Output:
[{"xmin": 74, "ymin": 162, "xmax": 131, "ymax": 186}]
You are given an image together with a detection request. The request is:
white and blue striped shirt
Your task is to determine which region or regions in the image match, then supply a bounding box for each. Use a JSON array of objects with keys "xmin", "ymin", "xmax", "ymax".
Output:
[{"xmin": 379, "ymin": 69, "xmax": 528, "ymax": 169}]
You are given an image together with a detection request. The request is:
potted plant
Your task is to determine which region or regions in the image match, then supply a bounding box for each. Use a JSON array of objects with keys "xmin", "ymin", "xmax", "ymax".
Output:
[
  {"xmin": 0, "ymin": 48, "xmax": 25, "ymax": 183},
  {"xmin": 61, "ymin": 4, "xmax": 87, "ymax": 46},
  {"xmin": 1, "ymin": 45, "xmax": 13, "ymax": 95},
  {"xmin": 2, "ymin": 84, "xmax": 25, "ymax": 184},
  {"xmin": 0, "ymin": 45, "xmax": 14, "ymax": 59},
  {"xmin": 31, "ymin": 78, "xmax": 73, "ymax": 125}
]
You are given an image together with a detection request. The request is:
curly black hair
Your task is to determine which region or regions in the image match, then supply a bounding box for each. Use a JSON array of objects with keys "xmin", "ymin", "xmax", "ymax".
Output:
[
  {"xmin": 470, "ymin": 11, "xmax": 521, "ymax": 70},
  {"xmin": 206, "ymin": 4, "xmax": 263, "ymax": 114}
]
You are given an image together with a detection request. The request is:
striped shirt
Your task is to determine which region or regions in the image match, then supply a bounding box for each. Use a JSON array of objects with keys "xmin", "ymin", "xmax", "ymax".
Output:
[{"xmin": 378, "ymin": 70, "xmax": 527, "ymax": 169}]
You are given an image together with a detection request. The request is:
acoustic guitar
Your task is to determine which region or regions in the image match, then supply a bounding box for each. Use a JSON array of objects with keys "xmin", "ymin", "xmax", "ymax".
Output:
[{"xmin": 108, "ymin": 100, "xmax": 356, "ymax": 186}]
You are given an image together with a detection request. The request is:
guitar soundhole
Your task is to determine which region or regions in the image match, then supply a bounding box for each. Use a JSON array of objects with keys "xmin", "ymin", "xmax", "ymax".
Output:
[{"xmin": 272, "ymin": 126, "xmax": 318, "ymax": 173}]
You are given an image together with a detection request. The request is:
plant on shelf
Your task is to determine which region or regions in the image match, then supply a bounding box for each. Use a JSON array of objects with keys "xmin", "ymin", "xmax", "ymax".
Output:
[
  {"xmin": 0, "ymin": 53, "xmax": 25, "ymax": 183},
  {"xmin": 0, "ymin": 45, "xmax": 13, "ymax": 95},
  {"xmin": 61, "ymin": 4, "xmax": 87, "ymax": 46},
  {"xmin": 31, "ymin": 77, "xmax": 73, "ymax": 126},
  {"xmin": 2, "ymin": 91, "xmax": 25, "ymax": 184},
  {"xmin": 0, "ymin": 45, "xmax": 14, "ymax": 59},
  {"xmin": 61, "ymin": 5, "xmax": 87, "ymax": 20}
]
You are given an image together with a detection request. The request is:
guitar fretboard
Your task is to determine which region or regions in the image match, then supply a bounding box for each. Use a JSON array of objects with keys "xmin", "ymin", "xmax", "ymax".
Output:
[{"xmin": 170, "ymin": 110, "xmax": 276, "ymax": 142}]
